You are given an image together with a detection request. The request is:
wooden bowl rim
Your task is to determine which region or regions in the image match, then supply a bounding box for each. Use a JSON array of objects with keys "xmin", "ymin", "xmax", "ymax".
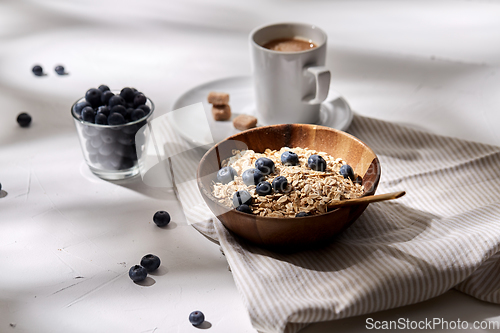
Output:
[{"xmin": 197, "ymin": 123, "xmax": 381, "ymax": 221}]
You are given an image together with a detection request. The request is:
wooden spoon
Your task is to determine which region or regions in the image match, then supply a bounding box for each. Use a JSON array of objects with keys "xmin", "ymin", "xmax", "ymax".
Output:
[{"xmin": 327, "ymin": 191, "xmax": 406, "ymax": 210}]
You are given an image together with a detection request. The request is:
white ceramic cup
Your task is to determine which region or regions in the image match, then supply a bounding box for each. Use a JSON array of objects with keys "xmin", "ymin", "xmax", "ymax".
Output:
[{"xmin": 250, "ymin": 22, "xmax": 330, "ymax": 125}]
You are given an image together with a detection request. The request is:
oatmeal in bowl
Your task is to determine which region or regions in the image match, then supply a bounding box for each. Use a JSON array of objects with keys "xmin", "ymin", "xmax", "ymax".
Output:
[
  {"xmin": 212, "ymin": 147, "xmax": 364, "ymax": 218},
  {"xmin": 197, "ymin": 124, "xmax": 381, "ymax": 249}
]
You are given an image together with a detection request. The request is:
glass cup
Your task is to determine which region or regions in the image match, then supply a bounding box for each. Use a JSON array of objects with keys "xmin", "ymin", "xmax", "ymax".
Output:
[{"xmin": 71, "ymin": 94, "xmax": 155, "ymax": 180}]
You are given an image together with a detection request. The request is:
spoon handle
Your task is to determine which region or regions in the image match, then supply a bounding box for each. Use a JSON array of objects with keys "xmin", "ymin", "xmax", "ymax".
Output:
[{"xmin": 327, "ymin": 191, "xmax": 406, "ymax": 210}]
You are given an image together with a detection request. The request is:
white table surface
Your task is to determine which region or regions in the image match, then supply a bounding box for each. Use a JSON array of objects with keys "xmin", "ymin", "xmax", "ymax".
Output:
[{"xmin": 1, "ymin": 0, "xmax": 499, "ymax": 332}]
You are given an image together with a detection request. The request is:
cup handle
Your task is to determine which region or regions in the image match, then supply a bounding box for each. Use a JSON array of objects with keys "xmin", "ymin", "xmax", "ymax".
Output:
[{"xmin": 303, "ymin": 66, "xmax": 331, "ymax": 105}]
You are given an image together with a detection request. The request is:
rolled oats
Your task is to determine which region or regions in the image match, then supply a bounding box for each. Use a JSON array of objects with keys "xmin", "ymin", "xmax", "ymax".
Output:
[{"xmin": 212, "ymin": 147, "xmax": 364, "ymax": 217}]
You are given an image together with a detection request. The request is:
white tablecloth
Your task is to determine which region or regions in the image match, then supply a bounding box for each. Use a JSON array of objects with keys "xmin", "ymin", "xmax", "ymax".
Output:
[{"xmin": 1, "ymin": 1, "xmax": 499, "ymax": 332}]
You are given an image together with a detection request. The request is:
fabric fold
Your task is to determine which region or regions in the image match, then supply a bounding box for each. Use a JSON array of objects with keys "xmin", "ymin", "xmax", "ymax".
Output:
[{"xmin": 167, "ymin": 114, "xmax": 500, "ymax": 333}]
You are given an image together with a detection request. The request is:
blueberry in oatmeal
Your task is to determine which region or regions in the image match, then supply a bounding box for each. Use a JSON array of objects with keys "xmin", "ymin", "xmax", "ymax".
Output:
[
  {"xmin": 339, "ymin": 164, "xmax": 355, "ymax": 181},
  {"xmin": 236, "ymin": 204, "xmax": 252, "ymax": 214},
  {"xmin": 255, "ymin": 181, "xmax": 272, "ymax": 196},
  {"xmin": 307, "ymin": 154, "xmax": 327, "ymax": 171},
  {"xmin": 255, "ymin": 157, "xmax": 275, "ymax": 175},
  {"xmin": 295, "ymin": 212, "xmax": 311, "ymax": 217},
  {"xmin": 242, "ymin": 168, "xmax": 264, "ymax": 186},
  {"xmin": 232, "ymin": 190, "xmax": 253, "ymax": 207},
  {"xmin": 217, "ymin": 166, "xmax": 237, "ymax": 184},
  {"xmin": 281, "ymin": 151, "xmax": 299, "ymax": 166},
  {"xmin": 272, "ymin": 176, "xmax": 288, "ymax": 193}
]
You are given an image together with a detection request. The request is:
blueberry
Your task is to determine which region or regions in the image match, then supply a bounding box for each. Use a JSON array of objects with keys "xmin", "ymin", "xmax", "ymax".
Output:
[
  {"xmin": 81, "ymin": 107, "xmax": 96, "ymax": 123},
  {"xmin": 125, "ymin": 108, "xmax": 134, "ymax": 121},
  {"xmin": 108, "ymin": 113, "xmax": 126, "ymax": 125},
  {"xmin": 242, "ymin": 168, "xmax": 264, "ymax": 186},
  {"xmin": 85, "ymin": 88, "xmax": 102, "ymax": 107},
  {"xmin": 339, "ymin": 164, "xmax": 355, "ymax": 181},
  {"xmin": 32, "ymin": 65, "xmax": 43, "ymax": 76},
  {"xmin": 122, "ymin": 123, "xmax": 139, "ymax": 134},
  {"xmin": 232, "ymin": 190, "xmax": 253, "ymax": 207},
  {"xmin": 140, "ymin": 254, "xmax": 161, "ymax": 272},
  {"xmin": 255, "ymin": 157, "xmax": 275, "ymax": 176},
  {"xmin": 117, "ymin": 133, "xmax": 135, "ymax": 145},
  {"xmin": 89, "ymin": 136, "xmax": 103, "ymax": 149},
  {"xmin": 85, "ymin": 140, "xmax": 99, "ymax": 154},
  {"xmin": 281, "ymin": 151, "xmax": 299, "ymax": 166},
  {"xmin": 189, "ymin": 311, "xmax": 205, "ymax": 326},
  {"xmin": 131, "ymin": 109, "xmax": 145, "ymax": 121},
  {"xmin": 99, "ymin": 129, "xmax": 116, "ymax": 144},
  {"xmin": 116, "ymin": 145, "xmax": 137, "ymax": 159},
  {"xmin": 54, "ymin": 65, "xmax": 65, "ymax": 75},
  {"xmin": 133, "ymin": 94, "xmax": 147, "ymax": 107},
  {"xmin": 99, "ymin": 143, "xmax": 116, "ymax": 156},
  {"xmin": 108, "ymin": 95, "xmax": 125, "ymax": 109},
  {"xmin": 255, "ymin": 181, "xmax": 272, "ymax": 196},
  {"xmin": 307, "ymin": 154, "xmax": 327, "ymax": 171},
  {"xmin": 17, "ymin": 113, "xmax": 32, "ymax": 127},
  {"xmin": 119, "ymin": 157, "xmax": 135, "ymax": 169},
  {"xmin": 82, "ymin": 125, "xmax": 99, "ymax": 137},
  {"xmin": 101, "ymin": 91, "xmax": 115, "ymax": 105},
  {"xmin": 295, "ymin": 212, "xmax": 311, "ymax": 217},
  {"xmin": 95, "ymin": 112, "xmax": 108, "ymax": 125},
  {"xmin": 120, "ymin": 87, "xmax": 135, "ymax": 103},
  {"xmin": 97, "ymin": 106, "xmax": 110, "ymax": 117},
  {"xmin": 111, "ymin": 105, "xmax": 127, "ymax": 117},
  {"xmin": 138, "ymin": 105, "xmax": 151, "ymax": 114},
  {"xmin": 98, "ymin": 84, "xmax": 110, "ymax": 92},
  {"xmin": 236, "ymin": 204, "xmax": 252, "ymax": 214},
  {"xmin": 153, "ymin": 210, "xmax": 171, "ymax": 227},
  {"xmin": 216, "ymin": 166, "xmax": 237, "ymax": 184},
  {"xmin": 128, "ymin": 265, "xmax": 147, "ymax": 282},
  {"xmin": 272, "ymin": 176, "xmax": 288, "ymax": 193},
  {"xmin": 74, "ymin": 101, "xmax": 91, "ymax": 115}
]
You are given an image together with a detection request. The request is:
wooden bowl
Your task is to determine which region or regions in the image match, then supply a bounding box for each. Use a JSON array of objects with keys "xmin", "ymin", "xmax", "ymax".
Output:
[{"xmin": 197, "ymin": 124, "xmax": 381, "ymax": 250}]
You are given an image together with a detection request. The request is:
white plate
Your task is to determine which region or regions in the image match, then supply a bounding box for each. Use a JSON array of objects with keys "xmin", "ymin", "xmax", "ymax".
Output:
[{"xmin": 171, "ymin": 76, "xmax": 353, "ymax": 148}]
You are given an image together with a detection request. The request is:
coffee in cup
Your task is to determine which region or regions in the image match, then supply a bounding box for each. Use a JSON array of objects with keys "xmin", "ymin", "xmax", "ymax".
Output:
[
  {"xmin": 250, "ymin": 23, "xmax": 331, "ymax": 125},
  {"xmin": 263, "ymin": 38, "xmax": 317, "ymax": 52}
]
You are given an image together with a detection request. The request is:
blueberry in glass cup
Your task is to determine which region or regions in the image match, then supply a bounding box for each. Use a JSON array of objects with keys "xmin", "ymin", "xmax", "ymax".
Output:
[{"xmin": 71, "ymin": 87, "xmax": 155, "ymax": 180}]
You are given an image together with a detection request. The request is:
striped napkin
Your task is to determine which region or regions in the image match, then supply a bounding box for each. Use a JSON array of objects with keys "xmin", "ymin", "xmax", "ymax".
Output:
[{"xmin": 165, "ymin": 114, "xmax": 500, "ymax": 333}]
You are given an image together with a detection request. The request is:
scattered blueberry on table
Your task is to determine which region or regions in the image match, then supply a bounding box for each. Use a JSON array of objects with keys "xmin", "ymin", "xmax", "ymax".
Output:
[
  {"xmin": 54, "ymin": 65, "xmax": 65, "ymax": 75},
  {"xmin": 255, "ymin": 157, "xmax": 275, "ymax": 175},
  {"xmin": 236, "ymin": 204, "xmax": 252, "ymax": 214},
  {"xmin": 232, "ymin": 190, "xmax": 253, "ymax": 207},
  {"xmin": 255, "ymin": 181, "xmax": 272, "ymax": 196},
  {"xmin": 281, "ymin": 151, "xmax": 299, "ymax": 166},
  {"xmin": 153, "ymin": 211, "xmax": 171, "ymax": 227},
  {"xmin": 217, "ymin": 166, "xmax": 237, "ymax": 184},
  {"xmin": 339, "ymin": 164, "xmax": 355, "ymax": 181},
  {"xmin": 32, "ymin": 65, "xmax": 43, "ymax": 76},
  {"xmin": 189, "ymin": 311, "xmax": 205, "ymax": 326},
  {"xmin": 242, "ymin": 168, "xmax": 264, "ymax": 186},
  {"xmin": 272, "ymin": 176, "xmax": 288, "ymax": 193},
  {"xmin": 128, "ymin": 265, "xmax": 147, "ymax": 282},
  {"xmin": 17, "ymin": 113, "xmax": 32, "ymax": 127},
  {"xmin": 140, "ymin": 254, "xmax": 161, "ymax": 272},
  {"xmin": 307, "ymin": 154, "xmax": 327, "ymax": 171}
]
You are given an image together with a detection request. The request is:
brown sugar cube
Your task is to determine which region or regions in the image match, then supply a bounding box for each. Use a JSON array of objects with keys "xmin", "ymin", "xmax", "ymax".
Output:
[
  {"xmin": 233, "ymin": 114, "xmax": 257, "ymax": 131},
  {"xmin": 212, "ymin": 105, "xmax": 231, "ymax": 121},
  {"xmin": 207, "ymin": 91, "xmax": 230, "ymax": 105}
]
